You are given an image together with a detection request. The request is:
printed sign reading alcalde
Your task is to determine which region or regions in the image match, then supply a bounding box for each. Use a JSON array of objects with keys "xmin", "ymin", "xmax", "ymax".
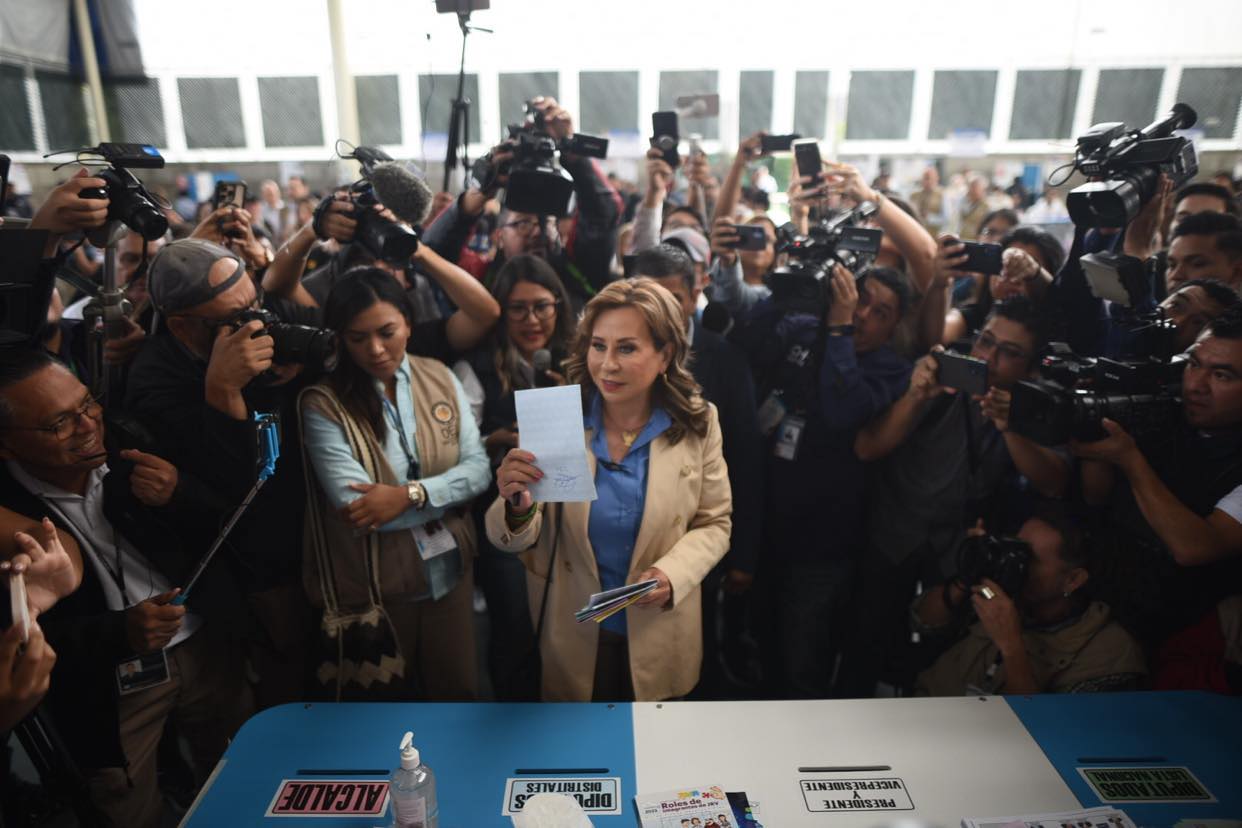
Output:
[
  {"xmin": 801, "ymin": 777, "xmax": 915, "ymax": 812},
  {"xmin": 265, "ymin": 779, "xmax": 390, "ymax": 817},
  {"xmin": 503, "ymin": 777, "xmax": 622, "ymax": 816},
  {"xmin": 1079, "ymin": 767, "xmax": 1215, "ymax": 803}
]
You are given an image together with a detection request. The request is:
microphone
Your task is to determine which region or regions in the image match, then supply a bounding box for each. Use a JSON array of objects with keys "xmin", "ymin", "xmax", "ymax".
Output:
[
  {"xmin": 701, "ymin": 301, "xmax": 733, "ymax": 336},
  {"xmin": 533, "ymin": 348, "xmax": 555, "ymax": 387},
  {"xmin": 368, "ymin": 161, "xmax": 434, "ymax": 227}
]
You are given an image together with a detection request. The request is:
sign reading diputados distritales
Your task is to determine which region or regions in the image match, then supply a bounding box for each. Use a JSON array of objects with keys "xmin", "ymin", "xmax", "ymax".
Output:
[
  {"xmin": 1078, "ymin": 767, "xmax": 1216, "ymax": 803},
  {"xmin": 800, "ymin": 778, "xmax": 915, "ymax": 812},
  {"xmin": 265, "ymin": 779, "xmax": 389, "ymax": 817},
  {"xmin": 502, "ymin": 777, "xmax": 623, "ymax": 816}
]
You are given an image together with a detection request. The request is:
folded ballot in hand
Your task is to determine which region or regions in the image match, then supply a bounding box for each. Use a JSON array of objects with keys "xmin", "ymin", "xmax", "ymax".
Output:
[{"xmin": 575, "ymin": 580, "xmax": 659, "ymax": 624}]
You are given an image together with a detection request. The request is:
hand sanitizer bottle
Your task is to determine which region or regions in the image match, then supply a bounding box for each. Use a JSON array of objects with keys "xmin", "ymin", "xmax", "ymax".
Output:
[{"xmin": 391, "ymin": 731, "xmax": 438, "ymax": 828}]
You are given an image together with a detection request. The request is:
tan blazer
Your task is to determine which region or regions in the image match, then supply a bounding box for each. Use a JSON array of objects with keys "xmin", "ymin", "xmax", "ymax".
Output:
[{"xmin": 485, "ymin": 404, "xmax": 732, "ymax": 701}]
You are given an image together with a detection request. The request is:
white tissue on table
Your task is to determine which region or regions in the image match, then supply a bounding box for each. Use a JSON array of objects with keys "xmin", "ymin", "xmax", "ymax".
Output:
[{"xmin": 511, "ymin": 793, "xmax": 594, "ymax": 828}]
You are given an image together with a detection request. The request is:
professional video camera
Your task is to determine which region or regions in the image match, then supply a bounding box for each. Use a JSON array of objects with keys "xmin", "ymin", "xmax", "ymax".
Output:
[
  {"xmin": 1064, "ymin": 103, "xmax": 1198, "ymax": 228},
  {"xmin": 766, "ymin": 203, "xmax": 883, "ymax": 315},
  {"xmin": 338, "ymin": 144, "xmax": 428, "ymax": 263},
  {"xmin": 233, "ymin": 308, "xmax": 338, "ymax": 374},
  {"xmin": 956, "ymin": 533, "xmax": 1032, "ymax": 598},
  {"xmin": 72, "ymin": 142, "xmax": 169, "ymax": 240},
  {"xmin": 1008, "ymin": 342, "xmax": 1184, "ymax": 446},
  {"xmin": 471, "ymin": 100, "xmax": 608, "ymax": 217}
]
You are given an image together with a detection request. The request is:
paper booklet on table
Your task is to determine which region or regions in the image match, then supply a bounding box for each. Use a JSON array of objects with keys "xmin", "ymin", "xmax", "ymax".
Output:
[
  {"xmin": 962, "ymin": 806, "xmax": 1136, "ymax": 828},
  {"xmin": 575, "ymin": 579, "xmax": 659, "ymax": 624},
  {"xmin": 634, "ymin": 785, "xmax": 762, "ymax": 828}
]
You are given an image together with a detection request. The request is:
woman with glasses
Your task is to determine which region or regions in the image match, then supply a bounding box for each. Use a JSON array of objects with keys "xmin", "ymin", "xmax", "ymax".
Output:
[
  {"xmin": 299, "ymin": 268, "xmax": 490, "ymax": 701},
  {"xmin": 466, "ymin": 254, "xmax": 575, "ymax": 699},
  {"xmin": 487, "ymin": 278, "xmax": 732, "ymax": 702}
]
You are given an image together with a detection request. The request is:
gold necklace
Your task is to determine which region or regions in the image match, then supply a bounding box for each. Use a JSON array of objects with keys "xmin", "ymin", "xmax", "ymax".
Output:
[{"xmin": 620, "ymin": 429, "xmax": 639, "ymax": 448}]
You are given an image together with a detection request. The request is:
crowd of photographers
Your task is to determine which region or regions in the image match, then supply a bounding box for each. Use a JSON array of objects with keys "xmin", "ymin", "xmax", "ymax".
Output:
[{"xmin": 2, "ymin": 94, "xmax": 1242, "ymax": 824}]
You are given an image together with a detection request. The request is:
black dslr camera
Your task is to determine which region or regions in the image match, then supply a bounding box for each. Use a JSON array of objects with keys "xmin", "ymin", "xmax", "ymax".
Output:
[
  {"xmin": 767, "ymin": 203, "xmax": 884, "ymax": 315},
  {"xmin": 471, "ymin": 100, "xmax": 608, "ymax": 217},
  {"xmin": 1065, "ymin": 103, "xmax": 1198, "ymax": 228},
  {"xmin": 956, "ymin": 533, "xmax": 1032, "ymax": 598},
  {"xmin": 234, "ymin": 308, "xmax": 338, "ymax": 374},
  {"xmin": 76, "ymin": 143, "xmax": 169, "ymax": 240},
  {"xmin": 1008, "ymin": 342, "xmax": 1184, "ymax": 446},
  {"xmin": 342, "ymin": 145, "xmax": 422, "ymax": 264}
]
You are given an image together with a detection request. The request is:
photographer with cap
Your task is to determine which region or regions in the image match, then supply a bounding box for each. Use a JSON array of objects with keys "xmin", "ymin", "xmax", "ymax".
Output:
[
  {"xmin": 421, "ymin": 96, "xmax": 623, "ymax": 310},
  {"xmin": 912, "ymin": 511, "xmax": 1146, "ymax": 696},
  {"xmin": 123, "ymin": 237, "xmax": 322, "ymax": 706}
]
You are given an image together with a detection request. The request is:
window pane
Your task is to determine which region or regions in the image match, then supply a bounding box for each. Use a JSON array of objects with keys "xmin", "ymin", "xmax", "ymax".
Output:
[
  {"xmin": 579, "ymin": 71, "xmax": 638, "ymax": 135},
  {"xmin": 178, "ymin": 77, "xmax": 245, "ymax": 149},
  {"xmin": 658, "ymin": 70, "xmax": 719, "ymax": 140},
  {"xmin": 847, "ymin": 71, "xmax": 914, "ymax": 140},
  {"xmin": 37, "ymin": 71, "xmax": 90, "ymax": 150},
  {"xmin": 793, "ymin": 71, "xmax": 829, "ymax": 139},
  {"xmin": 739, "ymin": 70, "xmax": 773, "ymax": 138},
  {"xmin": 258, "ymin": 77, "xmax": 323, "ymax": 148},
  {"xmin": 1010, "ymin": 69, "xmax": 1080, "ymax": 140},
  {"xmin": 104, "ymin": 77, "xmax": 167, "ymax": 148},
  {"xmin": 419, "ymin": 73, "xmax": 479, "ymax": 140},
  {"xmin": 1092, "ymin": 69, "xmax": 1162, "ymax": 130},
  {"xmin": 0, "ymin": 64, "xmax": 35, "ymax": 150},
  {"xmin": 1176, "ymin": 67, "xmax": 1242, "ymax": 139},
  {"xmin": 929, "ymin": 70, "xmax": 997, "ymax": 139},
  {"xmin": 498, "ymin": 71, "xmax": 558, "ymax": 127},
  {"xmin": 356, "ymin": 75, "xmax": 401, "ymax": 146}
]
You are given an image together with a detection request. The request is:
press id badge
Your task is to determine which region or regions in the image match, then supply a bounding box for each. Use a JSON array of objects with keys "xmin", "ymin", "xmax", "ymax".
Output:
[
  {"xmin": 773, "ymin": 415, "xmax": 806, "ymax": 461},
  {"xmin": 412, "ymin": 519, "xmax": 458, "ymax": 561},
  {"xmin": 116, "ymin": 651, "xmax": 171, "ymax": 695}
]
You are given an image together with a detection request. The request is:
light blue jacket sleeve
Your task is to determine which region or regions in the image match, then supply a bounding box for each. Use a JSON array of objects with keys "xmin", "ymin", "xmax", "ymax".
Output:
[
  {"xmin": 708, "ymin": 257, "xmax": 770, "ymax": 315},
  {"xmin": 301, "ymin": 407, "xmax": 373, "ymax": 512}
]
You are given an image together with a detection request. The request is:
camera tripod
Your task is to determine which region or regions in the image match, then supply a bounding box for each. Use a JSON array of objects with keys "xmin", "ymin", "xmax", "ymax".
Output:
[
  {"xmin": 80, "ymin": 219, "xmax": 133, "ymax": 403},
  {"xmin": 441, "ymin": 9, "xmax": 491, "ymax": 192}
]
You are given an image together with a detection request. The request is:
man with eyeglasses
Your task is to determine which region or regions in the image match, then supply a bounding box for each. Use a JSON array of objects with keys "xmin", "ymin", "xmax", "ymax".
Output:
[
  {"xmin": 838, "ymin": 297, "xmax": 1071, "ymax": 696},
  {"xmin": 421, "ymin": 96, "xmax": 622, "ymax": 310},
  {"xmin": 0, "ymin": 348, "xmax": 249, "ymax": 827},
  {"xmin": 123, "ymin": 238, "xmax": 320, "ymax": 707}
]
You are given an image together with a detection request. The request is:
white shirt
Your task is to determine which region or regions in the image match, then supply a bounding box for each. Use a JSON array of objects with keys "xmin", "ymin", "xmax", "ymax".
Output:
[{"xmin": 6, "ymin": 461, "xmax": 201, "ymax": 648}]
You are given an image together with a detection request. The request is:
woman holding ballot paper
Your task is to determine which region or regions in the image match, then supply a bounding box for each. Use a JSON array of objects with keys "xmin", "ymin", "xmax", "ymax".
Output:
[{"xmin": 488, "ymin": 278, "xmax": 732, "ymax": 702}]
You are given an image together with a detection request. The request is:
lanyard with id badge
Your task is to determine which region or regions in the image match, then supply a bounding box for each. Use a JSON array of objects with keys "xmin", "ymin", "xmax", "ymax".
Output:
[{"xmin": 386, "ymin": 400, "xmax": 460, "ymax": 599}]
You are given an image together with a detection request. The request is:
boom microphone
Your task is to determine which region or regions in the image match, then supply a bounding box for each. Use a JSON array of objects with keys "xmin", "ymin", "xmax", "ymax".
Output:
[{"xmin": 368, "ymin": 161, "xmax": 434, "ymax": 227}]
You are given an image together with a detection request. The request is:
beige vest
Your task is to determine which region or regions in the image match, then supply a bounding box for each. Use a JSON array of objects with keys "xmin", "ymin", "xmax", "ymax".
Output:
[{"xmin": 298, "ymin": 355, "xmax": 477, "ymax": 609}]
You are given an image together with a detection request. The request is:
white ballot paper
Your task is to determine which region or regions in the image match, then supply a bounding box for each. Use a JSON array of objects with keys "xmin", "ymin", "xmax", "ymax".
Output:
[{"xmin": 515, "ymin": 385, "xmax": 598, "ymax": 503}]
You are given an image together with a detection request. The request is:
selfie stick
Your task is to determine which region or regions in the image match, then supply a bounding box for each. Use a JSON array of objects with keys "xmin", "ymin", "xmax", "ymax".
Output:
[{"xmin": 172, "ymin": 413, "xmax": 281, "ymax": 605}]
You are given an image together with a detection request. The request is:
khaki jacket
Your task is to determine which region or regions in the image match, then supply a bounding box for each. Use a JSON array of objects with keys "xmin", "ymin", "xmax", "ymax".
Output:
[
  {"xmin": 299, "ymin": 355, "xmax": 477, "ymax": 609},
  {"xmin": 485, "ymin": 404, "xmax": 732, "ymax": 701},
  {"xmin": 917, "ymin": 601, "xmax": 1148, "ymax": 696}
]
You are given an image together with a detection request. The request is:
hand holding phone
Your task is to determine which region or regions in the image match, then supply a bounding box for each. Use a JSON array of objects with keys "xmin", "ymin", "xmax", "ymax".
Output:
[
  {"xmin": 949, "ymin": 241, "xmax": 1004, "ymax": 276},
  {"xmin": 760, "ymin": 133, "xmax": 801, "ymax": 154},
  {"xmin": 728, "ymin": 223, "xmax": 768, "ymax": 251},
  {"xmin": 651, "ymin": 111, "xmax": 680, "ymax": 170},
  {"xmin": 794, "ymin": 140, "xmax": 823, "ymax": 186},
  {"xmin": 933, "ymin": 350, "xmax": 990, "ymax": 396}
]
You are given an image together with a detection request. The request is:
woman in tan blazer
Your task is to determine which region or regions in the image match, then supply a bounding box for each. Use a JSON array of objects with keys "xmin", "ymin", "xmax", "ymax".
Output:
[{"xmin": 487, "ymin": 278, "xmax": 732, "ymax": 701}]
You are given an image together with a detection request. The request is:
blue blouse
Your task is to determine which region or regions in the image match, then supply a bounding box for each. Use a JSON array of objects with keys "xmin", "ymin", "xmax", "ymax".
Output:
[{"xmin": 585, "ymin": 394, "xmax": 672, "ymax": 635}]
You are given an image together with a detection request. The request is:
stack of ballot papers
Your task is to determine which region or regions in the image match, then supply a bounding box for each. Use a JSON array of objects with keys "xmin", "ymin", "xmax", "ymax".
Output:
[{"xmin": 575, "ymin": 580, "xmax": 659, "ymax": 623}]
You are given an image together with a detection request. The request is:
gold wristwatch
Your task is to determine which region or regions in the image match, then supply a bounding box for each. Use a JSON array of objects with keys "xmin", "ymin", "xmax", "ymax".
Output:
[{"xmin": 406, "ymin": 480, "xmax": 427, "ymax": 510}]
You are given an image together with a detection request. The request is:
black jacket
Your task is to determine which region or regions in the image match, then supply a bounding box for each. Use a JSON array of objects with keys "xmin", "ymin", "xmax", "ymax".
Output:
[
  {"xmin": 0, "ymin": 461, "xmax": 243, "ymax": 770},
  {"xmin": 691, "ymin": 324, "xmax": 763, "ymax": 575}
]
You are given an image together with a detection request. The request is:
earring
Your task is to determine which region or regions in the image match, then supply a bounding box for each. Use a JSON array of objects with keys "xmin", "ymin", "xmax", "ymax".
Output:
[{"xmin": 1062, "ymin": 590, "xmax": 1073, "ymax": 598}]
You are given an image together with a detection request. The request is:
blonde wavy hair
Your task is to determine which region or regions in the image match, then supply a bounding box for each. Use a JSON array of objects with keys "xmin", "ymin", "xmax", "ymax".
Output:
[{"xmin": 561, "ymin": 277, "xmax": 709, "ymax": 444}]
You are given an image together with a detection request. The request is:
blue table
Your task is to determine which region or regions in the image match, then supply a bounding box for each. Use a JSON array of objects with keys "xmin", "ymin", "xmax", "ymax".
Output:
[
  {"xmin": 184, "ymin": 693, "xmax": 1241, "ymax": 826},
  {"xmin": 1009, "ymin": 691, "xmax": 1242, "ymax": 824}
]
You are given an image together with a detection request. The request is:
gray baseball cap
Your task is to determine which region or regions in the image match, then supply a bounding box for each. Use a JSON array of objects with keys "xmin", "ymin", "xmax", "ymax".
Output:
[{"xmin": 148, "ymin": 238, "xmax": 246, "ymax": 315}]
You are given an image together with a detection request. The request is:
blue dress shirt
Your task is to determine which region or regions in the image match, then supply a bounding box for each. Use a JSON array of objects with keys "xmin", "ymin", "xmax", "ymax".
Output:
[{"xmin": 584, "ymin": 394, "xmax": 672, "ymax": 635}]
